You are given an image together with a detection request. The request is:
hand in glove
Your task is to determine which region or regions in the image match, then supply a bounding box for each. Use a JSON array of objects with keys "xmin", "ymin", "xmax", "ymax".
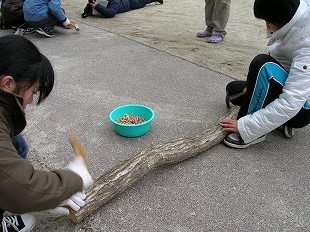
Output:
[
  {"xmin": 63, "ymin": 18, "xmax": 80, "ymax": 31},
  {"xmin": 48, "ymin": 191, "xmax": 86, "ymax": 215},
  {"xmin": 67, "ymin": 156, "xmax": 93, "ymax": 189}
]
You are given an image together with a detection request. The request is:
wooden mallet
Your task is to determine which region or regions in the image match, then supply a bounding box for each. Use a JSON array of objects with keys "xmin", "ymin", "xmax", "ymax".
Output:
[
  {"xmin": 68, "ymin": 133, "xmax": 90, "ymax": 168},
  {"xmin": 67, "ymin": 133, "xmax": 90, "ymax": 222}
]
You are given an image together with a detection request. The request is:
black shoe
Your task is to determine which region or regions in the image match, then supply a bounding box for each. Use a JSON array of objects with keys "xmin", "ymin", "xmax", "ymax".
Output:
[
  {"xmin": 23, "ymin": 27, "xmax": 35, "ymax": 34},
  {"xmin": 12, "ymin": 26, "xmax": 18, "ymax": 33},
  {"xmin": 14, "ymin": 26, "xmax": 35, "ymax": 35},
  {"xmin": 278, "ymin": 125, "xmax": 295, "ymax": 138},
  {"xmin": 20, "ymin": 23, "xmax": 35, "ymax": 34},
  {"xmin": 223, "ymin": 133, "xmax": 266, "ymax": 149},
  {"xmin": 82, "ymin": 12, "xmax": 89, "ymax": 18},
  {"xmin": 35, "ymin": 27, "xmax": 55, "ymax": 38},
  {"xmin": 82, "ymin": 4, "xmax": 93, "ymax": 18},
  {"xmin": 0, "ymin": 214, "xmax": 36, "ymax": 232},
  {"xmin": 157, "ymin": 0, "xmax": 163, "ymax": 3}
]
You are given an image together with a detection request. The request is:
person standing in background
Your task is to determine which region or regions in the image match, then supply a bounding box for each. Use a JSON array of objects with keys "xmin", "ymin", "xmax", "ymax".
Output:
[{"xmin": 197, "ymin": 0, "xmax": 231, "ymax": 43}]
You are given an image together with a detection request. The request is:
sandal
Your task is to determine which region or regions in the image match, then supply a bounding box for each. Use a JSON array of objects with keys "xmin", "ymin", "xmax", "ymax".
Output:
[
  {"xmin": 197, "ymin": 30, "xmax": 212, "ymax": 38},
  {"xmin": 207, "ymin": 35, "xmax": 223, "ymax": 43}
]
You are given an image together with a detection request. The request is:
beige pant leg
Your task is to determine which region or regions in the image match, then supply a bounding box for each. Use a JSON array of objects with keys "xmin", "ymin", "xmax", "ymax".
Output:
[{"xmin": 204, "ymin": 0, "xmax": 231, "ymax": 37}]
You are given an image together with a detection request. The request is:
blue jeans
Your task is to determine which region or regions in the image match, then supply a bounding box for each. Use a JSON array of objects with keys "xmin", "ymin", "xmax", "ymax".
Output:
[{"xmin": 12, "ymin": 134, "xmax": 28, "ymax": 159}]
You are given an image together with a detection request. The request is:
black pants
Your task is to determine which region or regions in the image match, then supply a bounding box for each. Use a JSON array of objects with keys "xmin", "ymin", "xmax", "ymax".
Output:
[
  {"xmin": 226, "ymin": 54, "xmax": 310, "ymax": 128},
  {"xmin": 27, "ymin": 9, "xmax": 65, "ymax": 30},
  {"xmin": 0, "ymin": 209, "xmax": 3, "ymax": 221},
  {"xmin": 2, "ymin": 18, "xmax": 26, "ymax": 29}
]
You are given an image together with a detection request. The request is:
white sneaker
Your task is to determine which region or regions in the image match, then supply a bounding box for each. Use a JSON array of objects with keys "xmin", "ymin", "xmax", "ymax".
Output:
[{"xmin": 1, "ymin": 214, "xmax": 35, "ymax": 232}]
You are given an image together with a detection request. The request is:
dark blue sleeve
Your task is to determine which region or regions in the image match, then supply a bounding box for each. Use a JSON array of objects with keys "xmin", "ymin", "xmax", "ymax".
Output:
[{"xmin": 94, "ymin": 0, "xmax": 119, "ymax": 18}]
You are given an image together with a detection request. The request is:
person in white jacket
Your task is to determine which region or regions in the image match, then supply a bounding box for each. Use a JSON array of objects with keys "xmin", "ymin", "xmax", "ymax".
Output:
[{"xmin": 220, "ymin": 0, "xmax": 310, "ymax": 148}]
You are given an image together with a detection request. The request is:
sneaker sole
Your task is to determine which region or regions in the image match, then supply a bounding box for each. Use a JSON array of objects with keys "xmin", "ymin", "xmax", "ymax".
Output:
[
  {"xmin": 24, "ymin": 215, "xmax": 36, "ymax": 232},
  {"xmin": 197, "ymin": 31, "xmax": 212, "ymax": 37},
  {"xmin": 284, "ymin": 127, "xmax": 295, "ymax": 138},
  {"xmin": 208, "ymin": 38, "xmax": 223, "ymax": 43},
  {"xmin": 15, "ymin": 29, "xmax": 35, "ymax": 35},
  {"xmin": 35, "ymin": 29, "xmax": 54, "ymax": 38},
  {"xmin": 197, "ymin": 33, "xmax": 212, "ymax": 38},
  {"xmin": 224, "ymin": 135, "xmax": 266, "ymax": 149}
]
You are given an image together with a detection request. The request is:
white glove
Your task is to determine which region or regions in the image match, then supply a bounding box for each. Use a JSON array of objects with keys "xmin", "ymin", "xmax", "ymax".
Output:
[
  {"xmin": 67, "ymin": 157, "xmax": 93, "ymax": 189},
  {"xmin": 48, "ymin": 191, "xmax": 86, "ymax": 215},
  {"xmin": 62, "ymin": 18, "xmax": 71, "ymax": 27}
]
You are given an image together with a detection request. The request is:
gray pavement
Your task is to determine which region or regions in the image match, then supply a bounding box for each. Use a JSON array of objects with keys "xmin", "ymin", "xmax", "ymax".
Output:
[{"xmin": 1, "ymin": 21, "xmax": 310, "ymax": 231}]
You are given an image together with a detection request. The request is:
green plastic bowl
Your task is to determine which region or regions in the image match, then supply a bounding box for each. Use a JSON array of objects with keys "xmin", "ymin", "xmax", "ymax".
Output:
[{"xmin": 109, "ymin": 104, "xmax": 155, "ymax": 137}]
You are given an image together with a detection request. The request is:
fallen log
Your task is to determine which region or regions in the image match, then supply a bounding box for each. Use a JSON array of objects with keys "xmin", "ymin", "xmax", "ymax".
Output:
[{"xmin": 68, "ymin": 106, "xmax": 240, "ymax": 223}]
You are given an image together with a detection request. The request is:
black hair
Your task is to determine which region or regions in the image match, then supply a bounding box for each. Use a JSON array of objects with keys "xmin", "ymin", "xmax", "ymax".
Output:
[
  {"xmin": 254, "ymin": 0, "xmax": 300, "ymax": 28},
  {"xmin": 0, "ymin": 34, "xmax": 54, "ymax": 105}
]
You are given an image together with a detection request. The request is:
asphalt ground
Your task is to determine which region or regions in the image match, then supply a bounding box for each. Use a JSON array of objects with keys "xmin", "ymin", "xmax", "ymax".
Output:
[{"xmin": 1, "ymin": 18, "xmax": 310, "ymax": 231}]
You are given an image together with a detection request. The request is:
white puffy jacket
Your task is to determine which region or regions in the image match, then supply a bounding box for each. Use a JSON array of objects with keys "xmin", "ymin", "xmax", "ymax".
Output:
[{"xmin": 238, "ymin": 0, "xmax": 310, "ymax": 143}]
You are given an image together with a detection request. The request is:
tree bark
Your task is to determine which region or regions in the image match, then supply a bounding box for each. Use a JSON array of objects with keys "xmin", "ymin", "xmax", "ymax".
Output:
[{"xmin": 68, "ymin": 106, "xmax": 239, "ymax": 223}]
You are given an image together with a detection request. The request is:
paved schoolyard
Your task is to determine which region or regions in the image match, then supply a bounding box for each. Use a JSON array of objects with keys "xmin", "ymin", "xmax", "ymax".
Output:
[{"xmin": 1, "ymin": 18, "xmax": 309, "ymax": 231}]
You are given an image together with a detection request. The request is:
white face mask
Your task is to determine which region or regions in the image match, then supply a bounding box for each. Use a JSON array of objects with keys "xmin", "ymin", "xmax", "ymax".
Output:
[{"xmin": 266, "ymin": 28, "xmax": 274, "ymax": 38}]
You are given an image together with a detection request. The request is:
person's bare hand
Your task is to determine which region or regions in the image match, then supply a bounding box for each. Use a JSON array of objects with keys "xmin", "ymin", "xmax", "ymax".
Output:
[
  {"xmin": 89, "ymin": 2, "xmax": 98, "ymax": 8},
  {"xmin": 220, "ymin": 118, "xmax": 239, "ymax": 133}
]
